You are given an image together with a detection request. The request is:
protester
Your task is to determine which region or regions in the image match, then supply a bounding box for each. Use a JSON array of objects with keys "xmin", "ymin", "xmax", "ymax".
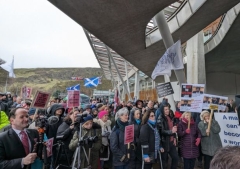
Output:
[
  {"xmin": 210, "ymin": 146, "xmax": 240, "ymax": 169},
  {"xmin": 177, "ymin": 112, "xmax": 201, "ymax": 169},
  {"xmin": 198, "ymin": 110, "xmax": 222, "ymax": 169},
  {"xmin": 96, "ymin": 110, "xmax": 112, "ymax": 169},
  {"xmin": 69, "ymin": 115, "xmax": 102, "ymax": 169},
  {"xmin": 140, "ymin": 110, "xmax": 164, "ymax": 169},
  {"xmin": 129, "ymin": 108, "xmax": 142, "ymax": 169},
  {"xmin": 45, "ymin": 104, "xmax": 65, "ymax": 168},
  {"xmin": 157, "ymin": 104, "xmax": 178, "ymax": 169},
  {"xmin": 56, "ymin": 108, "xmax": 80, "ymax": 166},
  {"xmin": 0, "ymin": 107, "xmax": 39, "ymax": 169},
  {"xmin": 110, "ymin": 107, "xmax": 135, "ymax": 169}
]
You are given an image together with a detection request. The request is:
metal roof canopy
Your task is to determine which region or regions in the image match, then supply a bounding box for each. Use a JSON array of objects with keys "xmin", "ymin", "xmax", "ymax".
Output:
[{"xmin": 48, "ymin": 0, "xmax": 239, "ymax": 83}]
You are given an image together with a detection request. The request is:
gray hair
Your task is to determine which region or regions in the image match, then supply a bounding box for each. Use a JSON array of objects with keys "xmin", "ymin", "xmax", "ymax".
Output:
[{"xmin": 115, "ymin": 107, "xmax": 129, "ymax": 121}]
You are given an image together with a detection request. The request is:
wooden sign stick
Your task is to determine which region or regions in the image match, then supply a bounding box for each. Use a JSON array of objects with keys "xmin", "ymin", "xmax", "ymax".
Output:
[
  {"xmin": 207, "ymin": 109, "xmax": 214, "ymax": 136},
  {"xmin": 188, "ymin": 113, "xmax": 191, "ymax": 129},
  {"xmin": 127, "ymin": 143, "xmax": 130, "ymax": 159},
  {"xmin": 33, "ymin": 108, "xmax": 39, "ymax": 122}
]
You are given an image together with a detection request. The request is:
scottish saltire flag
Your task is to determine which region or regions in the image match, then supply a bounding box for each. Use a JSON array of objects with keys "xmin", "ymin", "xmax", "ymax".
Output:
[
  {"xmin": 66, "ymin": 84, "xmax": 80, "ymax": 91},
  {"xmin": 84, "ymin": 77, "xmax": 99, "ymax": 88}
]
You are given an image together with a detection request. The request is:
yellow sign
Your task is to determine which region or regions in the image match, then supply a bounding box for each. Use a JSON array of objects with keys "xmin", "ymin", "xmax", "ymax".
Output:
[{"xmin": 209, "ymin": 104, "xmax": 218, "ymax": 110}]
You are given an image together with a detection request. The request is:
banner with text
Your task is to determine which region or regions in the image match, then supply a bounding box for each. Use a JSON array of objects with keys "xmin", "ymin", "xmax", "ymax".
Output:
[
  {"xmin": 180, "ymin": 83, "xmax": 205, "ymax": 112},
  {"xmin": 21, "ymin": 86, "xmax": 32, "ymax": 99},
  {"xmin": 124, "ymin": 124, "xmax": 134, "ymax": 144},
  {"xmin": 202, "ymin": 94, "xmax": 228, "ymax": 111},
  {"xmin": 156, "ymin": 82, "xmax": 174, "ymax": 98},
  {"xmin": 214, "ymin": 113, "xmax": 240, "ymax": 146},
  {"xmin": 67, "ymin": 90, "xmax": 80, "ymax": 108},
  {"xmin": 31, "ymin": 91, "xmax": 51, "ymax": 109}
]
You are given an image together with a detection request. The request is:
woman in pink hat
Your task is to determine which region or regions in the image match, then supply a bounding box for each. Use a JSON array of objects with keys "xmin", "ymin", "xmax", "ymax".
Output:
[{"xmin": 96, "ymin": 110, "xmax": 112, "ymax": 169}]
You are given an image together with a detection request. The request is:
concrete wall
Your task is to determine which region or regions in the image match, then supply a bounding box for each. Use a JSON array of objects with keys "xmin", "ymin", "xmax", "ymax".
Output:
[{"xmin": 206, "ymin": 72, "xmax": 240, "ymax": 99}]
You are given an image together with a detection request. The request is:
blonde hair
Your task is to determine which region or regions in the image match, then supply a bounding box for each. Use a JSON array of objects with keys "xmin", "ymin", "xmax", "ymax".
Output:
[{"xmin": 181, "ymin": 111, "xmax": 191, "ymax": 119}]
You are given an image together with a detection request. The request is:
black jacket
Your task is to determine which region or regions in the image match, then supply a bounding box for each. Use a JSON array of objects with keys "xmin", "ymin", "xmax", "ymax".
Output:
[
  {"xmin": 46, "ymin": 104, "xmax": 65, "ymax": 144},
  {"xmin": 0, "ymin": 128, "xmax": 39, "ymax": 169},
  {"xmin": 129, "ymin": 111, "xmax": 141, "ymax": 161},
  {"xmin": 56, "ymin": 120, "xmax": 75, "ymax": 165},
  {"xmin": 0, "ymin": 101, "xmax": 9, "ymax": 117},
  {"xmin": 140, "ymin": 123, "xmax": 161, "ymax": 160},
  {"xmin": 157, "ymin": 111, "xmax": 175, "ymax": 152}
]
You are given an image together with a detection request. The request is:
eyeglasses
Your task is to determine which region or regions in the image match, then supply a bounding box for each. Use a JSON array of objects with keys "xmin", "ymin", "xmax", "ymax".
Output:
[{"xmin": 150, "ymin": 115, "xmax": 155, "ymax": 117}]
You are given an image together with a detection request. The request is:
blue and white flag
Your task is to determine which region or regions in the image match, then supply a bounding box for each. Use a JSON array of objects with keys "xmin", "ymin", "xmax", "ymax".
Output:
[
  {"xmin": 151, "ymin": 40, "xmax": 184, "ymax": 79},
  {"xmin": 84, "ymin": 77, "xmax": 99, "ymax": 88},
  {"xmin": 66, "ymin": 84, "xmax": 80, "ymax": 91}
]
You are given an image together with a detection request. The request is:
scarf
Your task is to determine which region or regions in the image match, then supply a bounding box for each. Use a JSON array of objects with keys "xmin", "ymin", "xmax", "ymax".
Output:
[
  {"xmin": 117, "ymin": 118, "xmax": 129, "ymax": 131},
  {"xmin": 147, "ymin": 120, "xmax": 160, "ymax": 159},
  {"xmin": 135, "ymin": 119, "xmax": 141, "ymax": 125}
]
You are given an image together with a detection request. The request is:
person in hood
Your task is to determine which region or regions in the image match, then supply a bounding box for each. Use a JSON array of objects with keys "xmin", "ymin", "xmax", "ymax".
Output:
[{"xmin": 45, "ymin": 104, "xmax": 65, "ymax": 168}]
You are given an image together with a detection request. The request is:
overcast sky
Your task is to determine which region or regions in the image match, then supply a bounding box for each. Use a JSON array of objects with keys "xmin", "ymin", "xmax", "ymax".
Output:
[{"xmin": 0, "ymin": 0, "xmax": 100, "ymax": 68}]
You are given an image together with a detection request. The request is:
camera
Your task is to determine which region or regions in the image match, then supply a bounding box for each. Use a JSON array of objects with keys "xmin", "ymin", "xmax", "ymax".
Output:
[
  {"xmin": 35, "ymin": 116, "xmax": 48, "ymax": 128},
  {"xmin": 79, "ymin": 136, "xmax": 98, "ymax": 148}
]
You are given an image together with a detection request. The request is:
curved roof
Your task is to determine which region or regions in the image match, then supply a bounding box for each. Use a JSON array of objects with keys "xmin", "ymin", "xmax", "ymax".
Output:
[{"xmin": 48, "ymin": 0, "xmax": 239, "ymax": 82}]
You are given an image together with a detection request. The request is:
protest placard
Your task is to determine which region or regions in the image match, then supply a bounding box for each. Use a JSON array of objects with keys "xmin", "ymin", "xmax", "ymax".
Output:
[
  {"xmin": 45, "ymin": 138, "xmax": 54, "ymax": 157},
  {"xmin": 202, "ymin": 94, "xmax": 228, "ymax": 111},
  {"xmin": 124, "ymin": 124, "xmax": 134, "ymax": 145},
  {"xmin": 214, "ymin": 113, "xmax": 240, "ymax": 146},
  {"xmin": 156, "ymin": 82, "xmax": 174, "ymax": 98},
  {"xmin": 21, "ymin": 86, "xmax": 32, "ymax": 99},
  {"xmin": 67, "ymin": 90, "xmax": 80, "ymax": 108},
  {"xmin": 31, "ymin": 91, "xmax": 51, "ymax": 109},
  {"xmin": 180, "ymin": 84, "xmax": 205, "ymax": 112}
]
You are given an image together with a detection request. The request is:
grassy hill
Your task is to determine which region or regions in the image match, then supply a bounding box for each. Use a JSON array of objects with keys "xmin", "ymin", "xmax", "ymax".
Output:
[{"xmin": 0, "ymin": 68, "xmax": 112, "ymax": 97}]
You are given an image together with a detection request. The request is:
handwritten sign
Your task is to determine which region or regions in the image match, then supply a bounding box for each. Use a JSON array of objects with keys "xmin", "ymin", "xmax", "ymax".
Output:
[
  {"xmin": 21, "ymin": 86, "xmax": 32, "ymax": 99},
  {"xmin": 124, "ymin": 124, "xmax": 134, "ymax": 144},
  {"xmin": 67, "ymin": 90, "xmax": 80, "ymax": 108},
  {"xmin": 32, "ymin": 91, "xmax": 50, "ymax": 109},
  {"xmin": 156, "ymin": 82, "xmax": 174, "ymax": 98},
  {"xmin": 45, "ymin": 138, "xmax": 54, "ymax": 157}
]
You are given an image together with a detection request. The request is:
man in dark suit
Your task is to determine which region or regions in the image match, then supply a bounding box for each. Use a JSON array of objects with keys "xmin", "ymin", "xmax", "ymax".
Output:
[{"xmin": 0, "ymin": 107, "xmax": 39, "ymax": 169}]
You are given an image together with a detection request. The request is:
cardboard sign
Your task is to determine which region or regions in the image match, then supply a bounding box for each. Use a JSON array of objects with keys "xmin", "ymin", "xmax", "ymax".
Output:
[
  {"xmin": 32, "ymin": 91, "xmax": 51, "ymax": 109},
  {"xmin": 214, "ymin": 113, "xmax": 240, "ymax": 146},
  {"xmin": 21, "ymin": 86, "xmax": 32, "ymax": 99},
  {"xmin": 180, "ymin": 83, "xmax": 205, "ymax": 112},
  {"xmin": 124, "ymin": 124, "xmax": 134, "ymax": 144},
  {"xmin": 209, "ymin": 104, "xmax": 218, "ymax": 110},
  {"xmin": 67, "ymin": 90, "xmax": 80, "ymax": 108},
  {"xmin": 45, "ymin": 138, "xmax": 54, "ymax": 157},
  {"xmin": 156, "ymin": 82, "xmax": 174, "ymax": 98},
  {"xmin": 202, "ymin": 94, "xmax": 228, "ymax": 111}
]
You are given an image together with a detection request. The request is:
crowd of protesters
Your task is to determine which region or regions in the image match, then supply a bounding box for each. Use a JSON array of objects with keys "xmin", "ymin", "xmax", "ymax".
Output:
[{"xmin": 0, "ymin": 91, "xmax": 240, "ymax": 169}]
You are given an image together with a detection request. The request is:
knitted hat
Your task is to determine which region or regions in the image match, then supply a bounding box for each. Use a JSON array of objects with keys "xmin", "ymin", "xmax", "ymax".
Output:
[
  {"xmin": 28, "ymin": 108, "xmax": 36, "ymax": 116},
  {"xmin": 98, "ymin": 110, "xmax": 108, "ymax": 119},
  {"xmin": 200, "ymin": 110, "xmax": 210, "ymax": 120},
  {"xmin": 83, "ymin": 115, "xmax": 93, "ymax": 124}
]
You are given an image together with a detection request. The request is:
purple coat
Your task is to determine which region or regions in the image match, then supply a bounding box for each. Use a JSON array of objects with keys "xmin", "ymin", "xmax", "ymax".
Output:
[{"xmin": 177, "ymin": 118, "xmax": 201, "ymax": 158}]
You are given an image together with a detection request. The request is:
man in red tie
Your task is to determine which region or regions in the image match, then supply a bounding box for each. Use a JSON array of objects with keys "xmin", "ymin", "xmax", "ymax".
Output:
[{"xmin": 0, "ymin": 107, "xmax": 39, "ymax": 169}]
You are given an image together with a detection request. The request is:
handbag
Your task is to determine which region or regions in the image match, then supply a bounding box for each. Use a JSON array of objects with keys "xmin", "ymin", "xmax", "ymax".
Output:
[{"xmin": 99, "ymin": 144, "xmax": 109, "ymax": 158}]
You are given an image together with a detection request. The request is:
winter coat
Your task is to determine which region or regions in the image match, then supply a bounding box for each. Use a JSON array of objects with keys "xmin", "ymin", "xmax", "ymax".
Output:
[
  {"xmin": 56, "ymin": 120, "xmax": 75, "ymax": 165},
  {"xmin": 157, "ymin": 112, "xmax": 176, "ymax": 152},
  {"xmin": 45, "ymin": 104, "xmax": 65, "ymax": 144},
  {"xmin": 129, "ymin": 111, "xmax": 141, "ymax": 161},
  {"xmin": 110, "ymin": 122, "xmax": 135, "ymax": 167},
  {"xmin": 69, "ymin": 126, "xmax": 102, "ymax": 169},
  {"xmin": 198, "ymin": 119, "xmax": 222, "ymax": 156},
  {"xmin": 0, "ymin": 111, "xmax": 10, "ymax": 131},
  {"xmin": 140, "ymin": 123, "xmax": 162, "ymax": 162},
  {"xmin": 0, "ymin": 102, "xmax": 9, "ymax": 117},
  {"xmin": 177, "ymin": 118, "xmax": 201, "ymax": 158}
]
